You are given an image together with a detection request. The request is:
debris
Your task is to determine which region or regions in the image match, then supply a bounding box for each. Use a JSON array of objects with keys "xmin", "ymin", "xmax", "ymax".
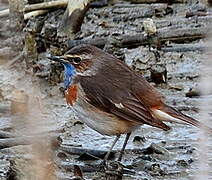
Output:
[
  {"xmin": 186, "ymin": 88, "xmax": 200, "ymax": 98},
  {"xmin": 143, "ymin": 18, "xmax": 157, "ymax": 35},
  {"xmin": 105, "ymin": 161, "xmax": 123, "ymax": 180},
  {"xmin": 133, "ymin": 136, "xmax": 146, "ymax": 143},
  {"xmin": 150, "ymin": 64, "xmax": 167, "ymax": 84}
]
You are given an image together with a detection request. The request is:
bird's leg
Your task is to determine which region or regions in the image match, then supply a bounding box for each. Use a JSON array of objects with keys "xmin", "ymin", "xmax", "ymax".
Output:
[
  {"xmin": 103, "ymin": 135, "xmax": 120, "ymax": 162},
  {"xmin": 118, "ymin": 133, "xmax": 131, "ymax": 161}
]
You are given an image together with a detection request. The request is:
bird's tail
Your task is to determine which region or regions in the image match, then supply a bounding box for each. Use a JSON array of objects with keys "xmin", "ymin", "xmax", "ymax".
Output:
[{"xmin": 152, "ymin": 104, "xmax": 212, "ymax": 132}]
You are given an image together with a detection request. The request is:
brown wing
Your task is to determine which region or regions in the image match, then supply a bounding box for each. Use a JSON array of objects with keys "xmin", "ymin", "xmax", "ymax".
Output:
[{"xmin": 78, "ymin": 57, "xmax": 170, "ymax": 131}]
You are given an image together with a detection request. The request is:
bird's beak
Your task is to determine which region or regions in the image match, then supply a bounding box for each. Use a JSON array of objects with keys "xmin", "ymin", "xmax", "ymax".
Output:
[{"xmin": 47, "ymin": 55, "xmax": 68, "ymax": 64}]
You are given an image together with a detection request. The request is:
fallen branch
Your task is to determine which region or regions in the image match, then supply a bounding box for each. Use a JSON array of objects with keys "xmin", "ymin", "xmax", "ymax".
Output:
[
  {"xmin": 0, "ymin": 0, "xmax": 67, "ymax": 18},
  {"xmin": 60, "ymin": 146, "xmax": 113, "ymax": 159},
  {"xmin": 161, "ymin": 44, "xmax": 205, "ymax": 52},
  {"xmin": 59, "ymin": 162, "xmax": 135, "ymax": 175},
  {"xmin": 68, "ymin": 26, "xmax": 210, "ymax": 49},
  {"xmin": 24, "ymin": 0, "xmax": 67, "ymax": 12},
  {"xmin": 24, "ymin": 9, "xmax": 48, "ymax": 20}
]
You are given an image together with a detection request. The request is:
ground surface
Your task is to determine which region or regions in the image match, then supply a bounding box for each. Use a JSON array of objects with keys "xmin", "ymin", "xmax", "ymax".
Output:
[{"xmin": 0, "ymin": 0, "xmax": 212, "ymax": 179}]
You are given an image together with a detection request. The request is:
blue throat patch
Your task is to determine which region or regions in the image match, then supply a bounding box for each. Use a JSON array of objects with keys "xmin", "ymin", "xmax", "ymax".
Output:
[{"xmin": 63, "ymin": 63, "xmax": 76, "ymax": 90}]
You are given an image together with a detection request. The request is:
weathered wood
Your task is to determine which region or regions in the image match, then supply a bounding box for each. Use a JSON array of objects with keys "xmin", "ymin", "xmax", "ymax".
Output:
[
  {"xmin": 68, "ymin": 37, "xmax": 107, "ymax": 49},
  {"xmin": 59, "ymin": 162, "xmax": 135, "ymax": 175},
  {"xmin": 0, "ymin": 0, "xmax": 67, "ymax": 18},
  {"xmin": 161, "ymin": 44, "xmax": 205, "ymax": 52},
  {"xmin": 60, "ymin": 146, "xmax": 115, "ymax": 159},
  {"xmin": 155, "ymin": 16, "xmax": 212, "ymax": 29},
  {"xmin": 150, "ymin": 64, "xmax": 167, "ymax": 84},
  {"xmin": 68, "ymin": 26, "xmax": 210, "ymax": 49},
  {"xmin": 125, "ymin": 0, "xmax": 186, "ymax": 3},
  {"xmin": 186, "ymin": 11, "xmax": 209, "ymax": 18},
  {"xmin": 24, "ymin": 9, "xmax": 48, "ymax": 20},
  {"xmin": 28, "ymin": 0, "xmax": 44, "ymax": 4},
  {"xmin": 58, "ymin": 0, "xmax": 90, "ymax": 38},
  {"xmin": 24, "ymin": 0, "xmax": 67, "ymax": 12}
]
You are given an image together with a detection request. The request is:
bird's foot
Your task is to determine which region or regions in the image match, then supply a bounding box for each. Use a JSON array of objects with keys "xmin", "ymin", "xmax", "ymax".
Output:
[
  {"xmin": 98, "ymin": 159, "xmax": 107, "ymax": 172},
  {"xmin": 104, "ymin": 161, "xmax": 124, "ymax": 179}
]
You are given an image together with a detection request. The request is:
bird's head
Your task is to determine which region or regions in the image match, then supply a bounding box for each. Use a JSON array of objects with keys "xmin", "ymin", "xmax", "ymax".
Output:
[
  {"xmin": 48, "ymin": 44, "xmax": 102, "ymax": 74},
  {"xmin": 48, "ymin": 44, "xmax": 102, "ymax": 89}
]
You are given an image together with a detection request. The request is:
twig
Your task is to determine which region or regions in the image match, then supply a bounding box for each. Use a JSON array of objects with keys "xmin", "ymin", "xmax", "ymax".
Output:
[
  {"xmin": 0, "ymin": 0, "xmax": 68, "ymax": 18},
  {"xmin": 24, "ymin": 0, "xmax": 67, "ymax": 12},
  {"xmin": 24, "ymin": 9, "xmax": 48, "ymax": 20}
]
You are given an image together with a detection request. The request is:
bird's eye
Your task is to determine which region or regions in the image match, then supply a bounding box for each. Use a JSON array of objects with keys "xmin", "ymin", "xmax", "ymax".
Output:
[{"xmin": 72, "ymin": 57, "xmax": 82, "ymax": 64}]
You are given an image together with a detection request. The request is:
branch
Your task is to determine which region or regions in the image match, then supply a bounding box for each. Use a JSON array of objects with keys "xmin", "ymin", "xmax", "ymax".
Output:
[
  {"xmin": 24, "ymin": 0, "xmax": 67, "ymax": 12},
  {"xmin": 24, "ymin": 9, "xmax": 48, "ymax": 20},
  {"xmin": 68, "ymin": 26, "xmax": 210, "ymax": 49},
  {"xmin": 0, "ymin": 0, "xmax": 68, "ymax": 18}
]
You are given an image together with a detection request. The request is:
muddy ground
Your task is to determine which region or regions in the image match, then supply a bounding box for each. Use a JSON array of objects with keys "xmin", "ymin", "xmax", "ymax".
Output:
[{"xmin": 1, "ymin": 0, "xmax": 212, "ymax": 179}]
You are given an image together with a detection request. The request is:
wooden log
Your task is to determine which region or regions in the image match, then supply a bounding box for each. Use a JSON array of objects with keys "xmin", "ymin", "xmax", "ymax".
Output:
[
  {"xmin": 60, "ymin": 146, "xmax": 115, "ymax": 159},
  {"xmin": 59, "ymin": 162, "xmax": 135, "ymax": 175},
  {"xmin": 186, "ymin": 11, "xmax": 209, "ymax": 18},
  {"xmin": 125, "ymin": 0, "xmax": 187, "ymax": 3},
  {"xmin": 68, "ymin": 26, "xmax": 210, "ymax": 49},
  {"xmin": 24, "ymin": 9, "xmax": 48, "ymax": 20},
  {"xmin": 161, "ymin": 44, "xmax": 205, "ymax": 52},
  {"xmin": 0, "ymin": 0, "xmax": 67, "ymax": 18},
  {"xmin": 24, "ymin": 0, "xmax": 67, "ymax": 12}
]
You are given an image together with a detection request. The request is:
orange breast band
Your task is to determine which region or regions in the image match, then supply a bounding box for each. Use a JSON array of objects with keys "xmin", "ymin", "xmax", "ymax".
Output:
[{"xmin": 65, "ymin": 84, "xmax": 78, "ymax": 106}]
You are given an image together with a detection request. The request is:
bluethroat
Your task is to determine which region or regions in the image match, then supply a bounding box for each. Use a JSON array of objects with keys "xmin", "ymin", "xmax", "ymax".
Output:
[{"xmin": 48, "ymin": 44, "xmax": 210, "ymax": 161}]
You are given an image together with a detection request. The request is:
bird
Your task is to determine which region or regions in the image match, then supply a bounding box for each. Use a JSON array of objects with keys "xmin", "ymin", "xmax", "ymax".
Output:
[{"xmin": 48, "ymin": 44, "xmax": 210, "ymax": 162}]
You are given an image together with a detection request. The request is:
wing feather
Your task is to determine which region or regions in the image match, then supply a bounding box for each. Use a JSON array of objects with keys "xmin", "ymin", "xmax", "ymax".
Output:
[{"xmin": 77, "ymin": 56, "xmax": 170, "ymax": 131}]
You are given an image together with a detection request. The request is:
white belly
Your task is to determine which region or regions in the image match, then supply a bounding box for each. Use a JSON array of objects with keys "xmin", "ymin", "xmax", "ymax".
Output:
[{"xmin": 71, "ymin": 85, "xmax": 140, "ymax": 136}]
